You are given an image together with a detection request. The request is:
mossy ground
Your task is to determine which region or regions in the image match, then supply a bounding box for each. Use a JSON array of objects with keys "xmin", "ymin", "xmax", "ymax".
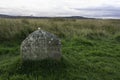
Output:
[{"xmin": 0, "ymin": 18, "xmax": 120, "ymax": 80}]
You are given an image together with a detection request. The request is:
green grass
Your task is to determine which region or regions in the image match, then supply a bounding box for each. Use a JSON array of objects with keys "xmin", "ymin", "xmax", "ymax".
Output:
[{"xmin": 0, "ymin": 18, "xmax": 120, "ymax": 80}]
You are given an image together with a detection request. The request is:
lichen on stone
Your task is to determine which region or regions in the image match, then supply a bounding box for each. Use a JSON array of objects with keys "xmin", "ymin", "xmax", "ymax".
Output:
[{"xmin": 21, "ymin": 30, "xmax": 62, "ymax": 61}]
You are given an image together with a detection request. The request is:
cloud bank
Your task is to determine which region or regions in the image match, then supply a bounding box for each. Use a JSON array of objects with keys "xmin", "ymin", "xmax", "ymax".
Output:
[{"xmin": 0, "ymin": 0, "xmax": 120, "ymax": 18}]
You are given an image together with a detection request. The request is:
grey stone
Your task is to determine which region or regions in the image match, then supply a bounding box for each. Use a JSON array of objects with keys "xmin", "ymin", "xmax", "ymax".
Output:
[{"xmin": 20, "ymin": 29, "xmax": 62, "ymax": 60}]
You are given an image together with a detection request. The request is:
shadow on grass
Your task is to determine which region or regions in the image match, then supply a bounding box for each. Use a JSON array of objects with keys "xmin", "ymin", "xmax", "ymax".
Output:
[{"xmin": 11, "ymin": 57, "xmax": 69, "ymax": 77}]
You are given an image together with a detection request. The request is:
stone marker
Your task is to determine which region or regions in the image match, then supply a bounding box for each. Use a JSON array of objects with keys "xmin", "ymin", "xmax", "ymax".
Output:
[{"xmin": 21, "ymin": 28, "xmax": 62, "ymax": 60}]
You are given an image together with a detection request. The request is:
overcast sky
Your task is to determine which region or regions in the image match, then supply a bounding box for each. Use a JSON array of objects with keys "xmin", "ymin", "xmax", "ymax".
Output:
[{"xmin": 0, "ymin": 0, "xmax": 120, "ymax": 18}]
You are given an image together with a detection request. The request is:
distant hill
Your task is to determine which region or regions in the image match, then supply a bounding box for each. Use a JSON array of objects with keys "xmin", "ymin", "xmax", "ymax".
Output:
[{"xmin": 0, "ymin": 14, "xmax": 92, "ymax": 19}]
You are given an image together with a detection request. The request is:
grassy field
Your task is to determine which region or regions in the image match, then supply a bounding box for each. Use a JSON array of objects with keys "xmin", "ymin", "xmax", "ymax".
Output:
[{"xmin": 0, "ymin": 18, "xmax": 120, "ymax": 80}]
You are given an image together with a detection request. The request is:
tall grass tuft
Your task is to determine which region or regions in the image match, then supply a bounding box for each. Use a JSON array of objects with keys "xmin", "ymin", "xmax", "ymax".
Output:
[{"xmin": 0, "ymin": 18, "xmax": 120, "ymax": 42}]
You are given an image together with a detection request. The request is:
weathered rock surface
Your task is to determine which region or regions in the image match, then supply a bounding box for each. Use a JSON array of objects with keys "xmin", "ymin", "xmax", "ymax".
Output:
[{"xmin": 21, "ymin": 30, "xmax": 61, "ymax": 60}]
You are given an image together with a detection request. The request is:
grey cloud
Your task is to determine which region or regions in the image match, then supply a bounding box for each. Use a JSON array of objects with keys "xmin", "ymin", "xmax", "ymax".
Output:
[
  {"xmin": 72, "ymin": 5, "xmax": 120, "ymax": 18},
  {"xmin": 74, "ymin": 6, "xmax": 120, "ymax": 11},
  {"xmin": 0, "ymin": 5, "xmax": 120, "ymax": 18}
]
